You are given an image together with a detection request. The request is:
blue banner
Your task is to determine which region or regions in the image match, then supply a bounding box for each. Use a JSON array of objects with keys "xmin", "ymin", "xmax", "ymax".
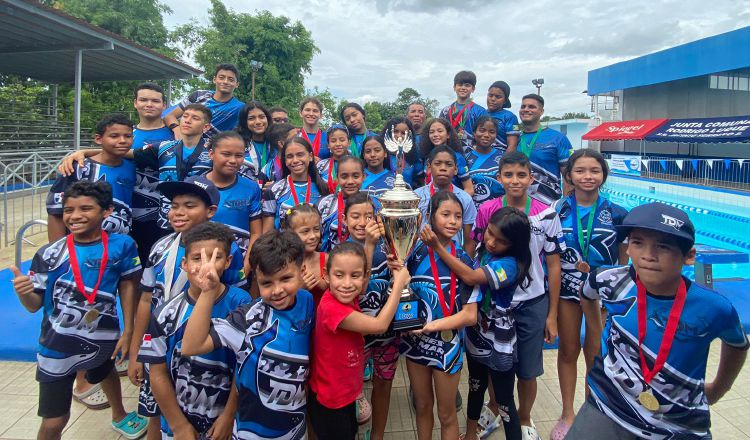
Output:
[{"xmin": 645, "ymin": 115, "xmax": 750, "ymax": 143}]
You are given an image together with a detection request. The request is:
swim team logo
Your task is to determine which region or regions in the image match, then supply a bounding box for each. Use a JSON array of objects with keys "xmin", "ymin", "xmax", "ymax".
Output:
[{"xmin": 661, "ymin": 214, "xmax": 684, "ymax": 230}]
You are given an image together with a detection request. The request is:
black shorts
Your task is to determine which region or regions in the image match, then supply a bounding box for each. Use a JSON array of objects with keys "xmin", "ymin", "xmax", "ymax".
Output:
[{"xmin": 38, "ymin": 359, "xmax": 115, "ymax": 419}]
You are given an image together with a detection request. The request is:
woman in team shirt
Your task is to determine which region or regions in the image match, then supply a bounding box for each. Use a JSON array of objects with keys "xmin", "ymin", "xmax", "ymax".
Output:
[
  {"xmin": 261, "ymin": 137, "xmax": 329, "ymax": 231},
  {"xmin": 237, "ymin": 101, "xmax": 272, "ymax": 180},
  {"xmin": 298, "ymin": 96, "xmax": 330, "ymax": 159}
]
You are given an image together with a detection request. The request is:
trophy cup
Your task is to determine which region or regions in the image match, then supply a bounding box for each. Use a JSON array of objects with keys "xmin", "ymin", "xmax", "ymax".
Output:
[{"xmin": 380, "ymin": 130, "xmax": 424, "ymax": 331}]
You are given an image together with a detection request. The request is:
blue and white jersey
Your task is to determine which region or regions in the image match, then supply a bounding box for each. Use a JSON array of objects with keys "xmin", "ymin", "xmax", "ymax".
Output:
[
  {"xmin": 439, "ymin": 101, "xmax": 488, "ymax": 147},
  {"xmin": 30, "ymin": 233, "xmax": 141, "ymax": 382},
  {"xmin": 260, "ymin": 156, "xmax": 284, "ymax": 183},
  {"xmin": 179, "ymin": 90, "xmax": 244, "ymax": 136},
  {"xmin": 316, "ymin": 158, "xmax": 337, "ymax": 192},
  {"xmin": 487, "ymin": 109, "xmax": 519, "ymax": 152},
  {"xmin": 355, "ymin": 238, "xmax": 394, "ymax": 348},
  {"xmin": 582, "ymin": 266, "xmax": 749, "ymax": 439},
  {"xmin": 262, "ymin": 178, "xmax": 324, "ymax": 230},
  {"xmin": 464, "ymin": 146, "xmax": 505, "ymax": 207},
  {"xmin": 134, "ymin": 139, "xmax": 212, "ymax": 231},
  {"xmin": 465, "ymin": 255, "xmax": 518, "ymax": 372},
  {"xmin": 132, "ymin": 127, "xmax": 174, "ymax": 225},
  {"xmin": 519, "ymin": 128, "xmax": 572, "ymax": 205},
  {"xmin": 47, "ymin": 159, "xmax": 135, "ymax": 235},
  {"xmin": 300, "ymin": 129, "xmax": 329, "ymax": 159},
  {"xmin": 553, "ymin": 195, "xmax": 628, "ymax": 302},
  {"xmin": 209, "ymin": 290, "xmax": 315, "ymax": 440},
  {"xmin": 138, "ymin": 286, "xmax": 251, "ymax": 437},
  {"xmin": 212, "ymin": 176, "xmax": 263, "ymax": 254},
  {"xmin": 402, "ymin": 241, "xmax": 478, "ymax": 374},
  {"xmin": 140, "ymin": 232, "xmax": 246, "ymax": 308},
  {"xmin": 414, "ymin": 184, "xmax": 477, "ymax": 246},
  {"xmin": 362, "ymin": 169, "xmax": 398, "ymax": 200}
]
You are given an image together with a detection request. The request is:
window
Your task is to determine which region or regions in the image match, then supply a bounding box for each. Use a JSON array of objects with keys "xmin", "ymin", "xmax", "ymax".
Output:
[{"xmin": 709, "ymin": 72, "xmax": 750, "ymax": 91}]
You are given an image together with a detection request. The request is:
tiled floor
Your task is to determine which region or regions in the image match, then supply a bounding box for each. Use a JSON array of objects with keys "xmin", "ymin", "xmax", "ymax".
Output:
[{"xmin": 0, "ymin": 341, "xmax": 748, "ymax": 439}]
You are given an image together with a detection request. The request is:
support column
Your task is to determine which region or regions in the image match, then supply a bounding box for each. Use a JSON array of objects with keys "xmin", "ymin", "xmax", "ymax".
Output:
[{"xmin": 73, "ymin": 49, "xmax": 82, "ymax": 149}]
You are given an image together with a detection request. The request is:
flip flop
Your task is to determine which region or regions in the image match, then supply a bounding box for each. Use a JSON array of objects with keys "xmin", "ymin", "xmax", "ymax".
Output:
[
  {"xmin": 549, "ymin": 418, "xmax": 572, "ymax": 440},
  {"xmin": 116, "ymin": 359, "xmax": 129, "ymax": 377},
  {"xmin": 356, "ymin": 392, "xmax": 372, "ymax": 425},
  {"xmin": 72, "ymin": 383, "xmax": 110, "ymax": 410},
  {"xmin": 111, "ymin": 411, "xmax": 148, "ymax": 439}
]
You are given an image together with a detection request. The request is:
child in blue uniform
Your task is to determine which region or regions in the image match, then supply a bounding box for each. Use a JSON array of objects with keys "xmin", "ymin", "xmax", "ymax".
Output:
[
  {"xmin": 569, "ymin": 203, "xmax": 749, "ymax": 439},
  {"xmin": 465, "ymin": 115, "xmax": 506, "ymax": 207},
  {"xmin": 138, "ymin": 222, "xmax": 251, "ymax": 439},
  {"xmin": 381, "ymin": 116, "xmax": 422, "ymax": 187},
  {"xmin": 237, "ymin": 101, "xmax": 272, "ymax": 181},
  {"xmin": 341, "ymin": 103, "xmax": 377, "ymax": 157},
  {"xmin": 550, "ymin": 149, "xmax": 628, "ymax": 439},
  {"xmin": 317, "ymin": 156, "xmax": 366, "ymax": 251},
  {"xmin": 205, "ymin": 131, "xmax": 263, "ymax": 256},
  {"xmin": 486, "ymin": 81, "xmax": 519, "ymax": 154},
  {"xmin": 317, "ymin": 124, "xmax": 353, "ymax": 194},
  {"xmin": 12, "ymin": 181, "xmax": 146, "ymax": 440},
  {"xmin": 262, "ymin": 137, "xmax": 329, "ymax": 231},
  {"xmin": 438, "ymin": 71, "xmax": 488, "ymax": 147},
  {"xmin": 182, "ymin": 231, "xmax": 316, "ymax": 440},
  {"xmin": 403, "ymin": 190, "xmax": 479, "ymax": 440},
  {"xmin": 361, "ymin": 135, "xmax": 400, "ymax": 200},
  {"xmin": 418, "ymin": 118, "xmax": 473, "ymax": 195}
]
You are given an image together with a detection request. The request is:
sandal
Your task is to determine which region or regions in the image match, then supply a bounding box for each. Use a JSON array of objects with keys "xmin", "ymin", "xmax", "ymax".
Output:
[
  {"xmin": 459, "ymin": 433, "xmax": 480, "ymax": 440},
  {"xmin": 111, "ymin": 411, "xmax": 148, "ymax": 439},
  {"xmin": 356, "ymin": 392, "xmax": 372, "ymax": 425},
  {"xmin": 72, "ymin": 383, "xmax": 110, "ymax": 410},
  {"xmin": 549, "ymin": 418, "xmax": 572, "ymax": 440},
  {"xmin": 116, "ymin": 359, "xmax": 129, "ymax": 377}
]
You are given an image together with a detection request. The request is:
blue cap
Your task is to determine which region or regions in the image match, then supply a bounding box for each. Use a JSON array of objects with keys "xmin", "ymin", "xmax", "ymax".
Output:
[
  {"xmin": 157, "ymin": 175, "xmax": 220, "ymax": 207},
  {"xmin": 616, "ymin": 202, "xmax": 695, "ymax": 246}
]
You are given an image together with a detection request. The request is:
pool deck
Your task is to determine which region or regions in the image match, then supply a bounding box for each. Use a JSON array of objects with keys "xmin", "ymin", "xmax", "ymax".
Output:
[{"xmin": 0, "ymin": 341, "xmax": 748, "ymax": 439}]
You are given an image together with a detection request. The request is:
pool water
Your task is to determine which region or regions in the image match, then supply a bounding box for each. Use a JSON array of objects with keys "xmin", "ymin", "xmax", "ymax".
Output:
[{"xmin": 602, "ymin": 175, "xmax": 750, "ymax": 280}]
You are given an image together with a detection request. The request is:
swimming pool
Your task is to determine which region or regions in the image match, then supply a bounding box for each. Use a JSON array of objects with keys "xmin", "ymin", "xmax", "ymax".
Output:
[{"xmin": 602, "ymin": 175, "xmax": 750, "ymax": 280}]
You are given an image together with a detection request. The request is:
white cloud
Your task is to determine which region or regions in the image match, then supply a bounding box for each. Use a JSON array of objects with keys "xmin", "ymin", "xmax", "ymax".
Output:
[{"xmin": 162, "ymin": 0, "xmax": 747, "ymax": 117}]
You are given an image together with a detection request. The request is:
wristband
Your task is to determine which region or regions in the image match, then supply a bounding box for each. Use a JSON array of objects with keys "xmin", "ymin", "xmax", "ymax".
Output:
[{"xmin": 168, "ymin": 122, "xmax": 179, "ymax": 130}]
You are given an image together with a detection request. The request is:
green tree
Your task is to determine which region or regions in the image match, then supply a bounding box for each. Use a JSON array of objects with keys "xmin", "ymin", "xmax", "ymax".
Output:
[
  {"xmin": 560, "ymin": 112, "xmax": 591, "ymax": 119},
  {"xmin": 172, "ymin": 0, "xmax": 319, "ymax": 111}
]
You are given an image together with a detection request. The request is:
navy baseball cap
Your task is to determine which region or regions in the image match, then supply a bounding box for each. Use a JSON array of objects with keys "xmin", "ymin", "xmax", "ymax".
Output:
[
  {"xmin": 616, "ymin": 202, "xmax": 695, "ymax": 248},
  {"xmin": 157, "ymin": 175, "xmax": 220, "ymax": 207}
]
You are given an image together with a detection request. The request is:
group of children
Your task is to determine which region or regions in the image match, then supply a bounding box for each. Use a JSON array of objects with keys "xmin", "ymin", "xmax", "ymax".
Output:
[{"xmin": 9, "ymin": 64, "xmax": 748, "ymax": 440}]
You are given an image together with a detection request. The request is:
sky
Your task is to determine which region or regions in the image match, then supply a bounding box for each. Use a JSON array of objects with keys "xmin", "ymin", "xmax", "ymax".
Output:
[{"xmin": 162, "ymin": 0, "xmax": 748, "ymax": 118}]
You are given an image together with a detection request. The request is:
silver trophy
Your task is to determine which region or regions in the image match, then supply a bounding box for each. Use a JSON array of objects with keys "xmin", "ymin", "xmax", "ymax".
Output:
[{"xmin": 379, "ymin": 130, "xmax": 424, "ymax": 331}]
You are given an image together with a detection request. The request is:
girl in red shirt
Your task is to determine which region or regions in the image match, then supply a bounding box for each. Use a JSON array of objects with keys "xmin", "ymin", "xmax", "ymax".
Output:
[{"xmin": 309, "ymin": 240, "xmax": 410, "ymax": 440}]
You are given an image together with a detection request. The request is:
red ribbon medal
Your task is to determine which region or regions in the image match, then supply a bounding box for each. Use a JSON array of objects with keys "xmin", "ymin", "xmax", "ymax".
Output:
[
  {"xmin": 301, "ymin": 129, "xmax": 323, "ymax": 157},
  {"xmin": 288, "ymin": 176, "xmax": 312, "ymax": 205},
  {"xmin": 428, "ymin": 243, "xmax": 457, "ymax": 342},
  {"xmin": 67, "ymin": 231, "xmax": 109, "ymax": 323},
  {"xmin": 336, "ymin": 191, "xmax": 348, "ymax": 243}
]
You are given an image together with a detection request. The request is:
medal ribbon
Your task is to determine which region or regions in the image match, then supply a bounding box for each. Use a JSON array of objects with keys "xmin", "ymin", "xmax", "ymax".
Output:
[
  {"xmin": 502, "ymin": 196, "xmax": 531, "ymax": 215},
  {"xmin": 327, "ymin": 159, "xmax": 338, "ymax": 194},
  {"xmin": 287, "ymin": 176, "xmax": 312, "ymax": 205},
  {"xmin": 349, "ymin": 133, "xmax": 363, "ymax": 158},
  {"xmin": 636, "ymin": 275, "xmax": 687, "ymax": 385},
  {"xmin": 337, "ymin": 191, "xmax": 348, "ymax": 243},
  {"xmin": 449, "ymin": 101, "xmax": 473, "ymax": 130},
  {"xmin": 430, "ymin": 183, "xmax": 453, "ymax": 196},
  {"xmin": 67, "ymin": 231, "xmax": 109, "ymax": 305},
  {"xmin": 427, "ymin": 243, "xmax": 457, "ymax": 318},
  {"xmin": 519, "ymin": 127, "xmax": 542, "ymax": 157},
  {"xmin": 258, "ymin": 141, "xmax": 269, "ymax": 169},
  {"xmin": 301, "ymin": 129, "xmax": 322, "ymax": 157},
  {"xmin": 571, "ymin": 196, "xmax": 599, "ymax": 261}
]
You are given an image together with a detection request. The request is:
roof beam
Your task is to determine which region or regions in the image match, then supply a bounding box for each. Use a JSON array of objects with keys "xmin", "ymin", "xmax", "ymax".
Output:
[{"xmin": 0, "ymin": 42, "xmax": 113, "ymax": 55}]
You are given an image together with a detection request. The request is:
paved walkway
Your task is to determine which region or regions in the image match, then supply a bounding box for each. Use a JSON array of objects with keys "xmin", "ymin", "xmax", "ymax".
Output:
[{"xmin": 0, "ymin": 341, "xmax": 748, "ymax": 439}]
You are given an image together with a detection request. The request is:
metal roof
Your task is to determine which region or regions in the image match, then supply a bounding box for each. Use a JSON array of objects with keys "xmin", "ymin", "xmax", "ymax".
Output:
[
  {"xmin": 587, "ymin": 26, "xmax": 750, "ymax": 96},
  {"xmin": 0, "ymin": 0, "xmax": 203, "ymax": 82}
]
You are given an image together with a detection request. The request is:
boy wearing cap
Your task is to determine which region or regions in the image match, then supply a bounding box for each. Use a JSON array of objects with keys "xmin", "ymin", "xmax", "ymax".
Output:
[
  {"xmin": 128, "ymin": 176, "xmax": 246, "ymax": 435},
  {"xmin": 568, "ymin": 202, "xmax": 748, "ymax": 439},
  {"xmin": 486, "ymin": 81, "xmax": 519, "ymax": 154}
]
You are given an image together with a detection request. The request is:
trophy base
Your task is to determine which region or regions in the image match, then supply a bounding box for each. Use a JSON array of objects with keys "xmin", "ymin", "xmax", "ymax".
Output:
[{"xmin": 391, "ymin": 287, "xmax": 424, "ymax": 332}]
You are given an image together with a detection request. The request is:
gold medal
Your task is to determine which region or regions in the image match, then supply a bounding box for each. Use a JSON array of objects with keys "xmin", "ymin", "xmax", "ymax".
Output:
[
  {"xmin": 638, "ymin": 390, "xmax": 659, "ymax": 412},
  {"xmin": 83, "ymin": 308, "xmax": 100, "ymax": 323},
  {"xmin": 440, "ymin": 330, "xmax": 453, "ymax": 343},
  {"xmin": 575, "ymin": 260, "xmax": 590, "ymax": 274}
]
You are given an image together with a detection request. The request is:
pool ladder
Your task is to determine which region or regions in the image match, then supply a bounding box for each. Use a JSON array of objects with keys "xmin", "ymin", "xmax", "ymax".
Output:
[{"xmin": 15, "ymin": 219, "xmax": 47, "ymax": 268}]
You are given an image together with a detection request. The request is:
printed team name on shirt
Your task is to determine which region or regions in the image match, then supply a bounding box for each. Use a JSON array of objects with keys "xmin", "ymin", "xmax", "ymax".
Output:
[{"xmin": 212, "ymin": 175, "xmax": 263, "ymax": 254}]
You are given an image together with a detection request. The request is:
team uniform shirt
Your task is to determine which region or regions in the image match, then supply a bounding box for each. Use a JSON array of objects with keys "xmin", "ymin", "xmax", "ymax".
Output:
[
  {"xmin": 132, "ymin": 127, "xmax": 174, "ymax": 228},
  {"xmin": 518, "ymin": 128, "xmax": 572, "ymax": 205},
  {"xmin": 582, "ymin": 266, "xmax": 749, "ymax": 439},
  {"xmin": 208, "ymin": 290, "xmax": 315, "ymax": 440},
  {"xmin": 30, "ymin": 233, "xmax": 141, "ymax": 382},
  {"xmin": 47, "ymin": 159, "xmax": 135, "ymax": 234},
  {"xmin": 262, "ymin": 178, "xmax": 324, "ymax": 230},
  {"xmin": 134, "ymin": 139, "xmax": 212, "ymax": 231},
  {"xmin": 310, "ymin": 291, "xmax": 365, "ymax": 409},
  {"xmin": 553, "ymin": 195, "xmax": 628, "ymax": 302},
  {"xmin": 260, "ymin": 156, "xmax": 284, "ymax": 183},
  {"xmin": 362, "ymin": 168, "xmax": 398, "ymax": 200},
  {"xmin": 402, "ymin": 241, "xmax": 478, "ymax": 374},
  {"xmin": 138, "ymin": 286, "xmax": 251, "ymax": 438},
  {"xmin": 439, "ymin": 101, "xmax": 488, "ymax": 148},
  {"xmin": 464, "ymin": 146, "xmax": 505, "ymax": 207},
  {"xmin": 299, "ymin": 129, "xmax": 329, "ymax": 159},
  {"xmin": 212, "ymin": 175, "xmax": 263, "ymax": 254},
  {"xmin": 140, "ymin": 232, "xmax": 246, "ymax": 308},
  {"xmin": 487, "ymin": 109, "xmax": 519, "ymax": 152},
  {"xmin": 465, "ymin": 255, "xmax": 519, "ymax": 372},
  {"xmin": 316, "ymin": 193, "xmax": 381, "ymax": 252},
  {"xmin": 349, "ymin": 130, "xmax": 377, "ymax": 157},
  {"xmin": 178, "ymin": 90, "xmax": 244, "ymax": 136},
  {"xmin": 415, "ymin": 184, "xmax": 477, "ymax": 246},
  {"xmin": 316, "ymin": 158, "xmax": 338, "ymax": 193},
  {"xmin": 355, "ymin": 238, "xmax": 395, "ymax": 348},
  {"xmin": 472, "ymin": 197, "xmax": 565, "ymax": 304}
]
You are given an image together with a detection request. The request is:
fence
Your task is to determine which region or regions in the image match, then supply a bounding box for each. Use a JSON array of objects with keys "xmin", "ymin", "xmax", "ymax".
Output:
[{"xmin": 604, "ymin": 154, "xmax": 750, "ymax": 192}]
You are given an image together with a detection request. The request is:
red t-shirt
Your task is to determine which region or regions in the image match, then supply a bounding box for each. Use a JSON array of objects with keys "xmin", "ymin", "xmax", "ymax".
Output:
[{"xmin": 309, "ymin": 290, "xmax": 364, "ymax": 409}]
